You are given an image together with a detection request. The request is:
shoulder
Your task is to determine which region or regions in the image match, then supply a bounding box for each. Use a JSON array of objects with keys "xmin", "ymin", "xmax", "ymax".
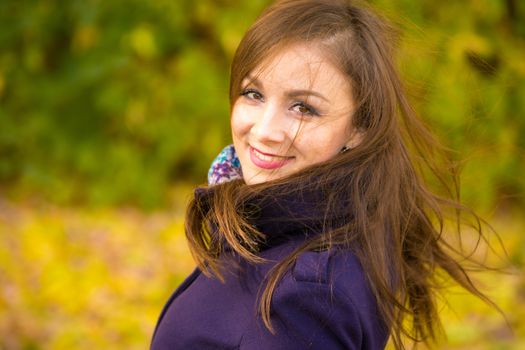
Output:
[
  {"xmin": 241, "ymin": 248, "xmax": 388, "ymax": 349},
  {"xmin": 291, "ymin": 247, "xmax": 364, "ymax": 286},
  {"xmin": 290, "ymin": 248, "xmax": 376, "ymax": 311},
  {"xmin": 261, "ymin": 243, "xmax": 377, "ymax": 310}
]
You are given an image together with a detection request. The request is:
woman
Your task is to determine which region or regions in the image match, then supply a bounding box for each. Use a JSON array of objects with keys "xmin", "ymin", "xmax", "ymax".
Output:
[{"xmin": 151, "ymin": 0, "xmax": 496, "ymax": 349}]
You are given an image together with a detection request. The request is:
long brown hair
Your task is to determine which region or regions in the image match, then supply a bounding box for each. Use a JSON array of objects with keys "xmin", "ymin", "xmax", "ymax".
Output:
[{"xmin": 185, "ymin": 0, "xmax": 500, "ymax": 347}]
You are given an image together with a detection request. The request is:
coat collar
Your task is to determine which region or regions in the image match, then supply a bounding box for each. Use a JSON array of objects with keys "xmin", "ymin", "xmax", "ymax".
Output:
[{"xmin": 194, "ymin": 180, "xmax": 352, "ymax": 251}]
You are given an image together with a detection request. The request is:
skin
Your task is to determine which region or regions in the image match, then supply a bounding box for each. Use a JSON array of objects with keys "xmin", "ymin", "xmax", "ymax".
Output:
[{"xmin": 231, "ymin": 43, "xmax": 362, "ymax": 185}]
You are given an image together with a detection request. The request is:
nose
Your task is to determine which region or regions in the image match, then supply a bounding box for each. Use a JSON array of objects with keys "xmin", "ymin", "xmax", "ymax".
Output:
[{"xmin": 250, "ymin": 103, "xmax": 290, "ymax": 144}]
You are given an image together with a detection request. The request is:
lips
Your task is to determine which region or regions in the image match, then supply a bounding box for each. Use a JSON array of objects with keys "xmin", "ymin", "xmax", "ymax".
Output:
[{"xmin": 249, "ymin": 146, "xmax": 294, "ymax": 170}]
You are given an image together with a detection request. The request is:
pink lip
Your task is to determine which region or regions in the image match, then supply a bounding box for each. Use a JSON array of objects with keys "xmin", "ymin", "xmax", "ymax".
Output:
[{"xmin": 249, "ymin": 146, "xmax": 294, "ymax": 170}]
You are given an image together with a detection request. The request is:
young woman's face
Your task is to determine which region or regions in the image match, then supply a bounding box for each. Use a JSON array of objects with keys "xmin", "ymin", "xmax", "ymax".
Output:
[{"xmin": 231, "ymin": 43, "xmax": 359, "ymax": 185}]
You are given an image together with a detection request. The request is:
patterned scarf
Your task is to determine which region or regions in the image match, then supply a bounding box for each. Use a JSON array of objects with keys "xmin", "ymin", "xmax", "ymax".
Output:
[{"xmin": 207, "ymin": 144, "xmax": 243, "ymax": 185}]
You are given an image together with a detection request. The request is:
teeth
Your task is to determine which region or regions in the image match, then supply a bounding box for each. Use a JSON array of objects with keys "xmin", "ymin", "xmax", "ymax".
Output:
[{"xmin": 253, "ymin": 148, "xmax": 283, "ymax": 162}]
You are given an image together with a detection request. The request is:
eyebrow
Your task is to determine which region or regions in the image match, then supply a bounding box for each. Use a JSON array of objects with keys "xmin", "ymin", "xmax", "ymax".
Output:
[
  {"xmin": 288, "ymin": 90, "xmax": 330, "ymax": 103},
  {"xmin": 244, "ymin": 76, "xmax": 331, "ymax": 103}
]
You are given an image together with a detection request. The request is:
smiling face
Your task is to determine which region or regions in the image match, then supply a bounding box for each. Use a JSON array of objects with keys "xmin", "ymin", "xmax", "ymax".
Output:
[{"xmin": 231, "ymin": 43, "xmax": 360, "ymax": 185}]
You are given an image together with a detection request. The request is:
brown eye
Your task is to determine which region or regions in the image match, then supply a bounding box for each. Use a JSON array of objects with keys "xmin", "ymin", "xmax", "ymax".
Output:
[
  {"xmin": 298, "ymin": 105, "xmax": 309, "ymax": 114},
  {"xmin": 291, "ymin": 102, "xmax": 319, "ymax": 116},
  {"xmin": 241, "ymin": 89, "xmax": 264, "ymax": 102},
  {"xmin": 247, "ymin": 92, "xmax": 262, "ymax": 100}
]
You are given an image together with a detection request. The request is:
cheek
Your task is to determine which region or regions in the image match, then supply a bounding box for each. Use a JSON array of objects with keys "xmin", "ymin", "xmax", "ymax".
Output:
[
  {"xmin": 294, "ymin": 123, "xmax": 349, "ymax": 160},
  {"xmin": 231, "ymin": 105, "xmax": 253, "ymax": 138}
]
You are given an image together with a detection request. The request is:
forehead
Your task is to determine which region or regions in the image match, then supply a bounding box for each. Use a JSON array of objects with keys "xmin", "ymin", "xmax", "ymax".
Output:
[{"xmin": 249, "ymin": 43, "xmax": 351, "ymax": 94}]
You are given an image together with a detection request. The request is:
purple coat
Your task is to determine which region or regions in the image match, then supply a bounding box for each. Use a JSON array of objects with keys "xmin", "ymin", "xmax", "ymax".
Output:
[{"xmin": 151, "ymin": 187, "xmax": 389, "ymax": 349}]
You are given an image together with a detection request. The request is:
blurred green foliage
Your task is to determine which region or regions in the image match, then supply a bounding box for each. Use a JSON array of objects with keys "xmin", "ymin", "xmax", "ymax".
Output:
[
  {"xmin": 0, "ymin": 0, "xmax": 270, "ymax": 208},
  {"xmin": 0, "ymin": 0, "xmax": 524, "ymax": 210}
]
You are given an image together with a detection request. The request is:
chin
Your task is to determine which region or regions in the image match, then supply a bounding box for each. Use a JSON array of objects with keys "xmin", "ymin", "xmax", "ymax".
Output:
[
  {"xmin": 244, "ymin": 169, "xmax": 295, "ymax": 185},
  {"xmin": 243, "ymin": 173, "xmax": 271, "ymax": 185}
]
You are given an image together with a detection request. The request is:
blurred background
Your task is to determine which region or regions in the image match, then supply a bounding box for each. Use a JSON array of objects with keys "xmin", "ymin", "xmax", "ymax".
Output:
[{"xmin": 0, "ymin": 0, "xmax": 524, "ymax": 348}]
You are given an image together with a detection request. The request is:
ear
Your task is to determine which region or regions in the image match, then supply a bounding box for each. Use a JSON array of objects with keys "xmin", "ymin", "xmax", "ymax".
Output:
[{"xmin": 346, "ymin": 129, "xmax": 365, "ymax": 149}]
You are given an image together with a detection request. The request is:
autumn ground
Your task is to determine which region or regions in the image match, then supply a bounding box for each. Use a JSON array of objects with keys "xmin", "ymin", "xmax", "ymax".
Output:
[{"xmin": 0, "ymin": 188, "xmax": 523, "ymax": 349}]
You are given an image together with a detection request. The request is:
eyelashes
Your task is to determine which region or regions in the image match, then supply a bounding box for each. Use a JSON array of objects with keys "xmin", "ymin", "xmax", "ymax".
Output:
[
  {"xmin": 290, "ymin": 102, "xmax": 319, "ymax": 117},
  {"xmin": 240, "ymin": 88, "xmax": 264, "ymax": 102},
  {"xmin": 240, "ymin": 88, "xmax": 321, "ymax": 117}
]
